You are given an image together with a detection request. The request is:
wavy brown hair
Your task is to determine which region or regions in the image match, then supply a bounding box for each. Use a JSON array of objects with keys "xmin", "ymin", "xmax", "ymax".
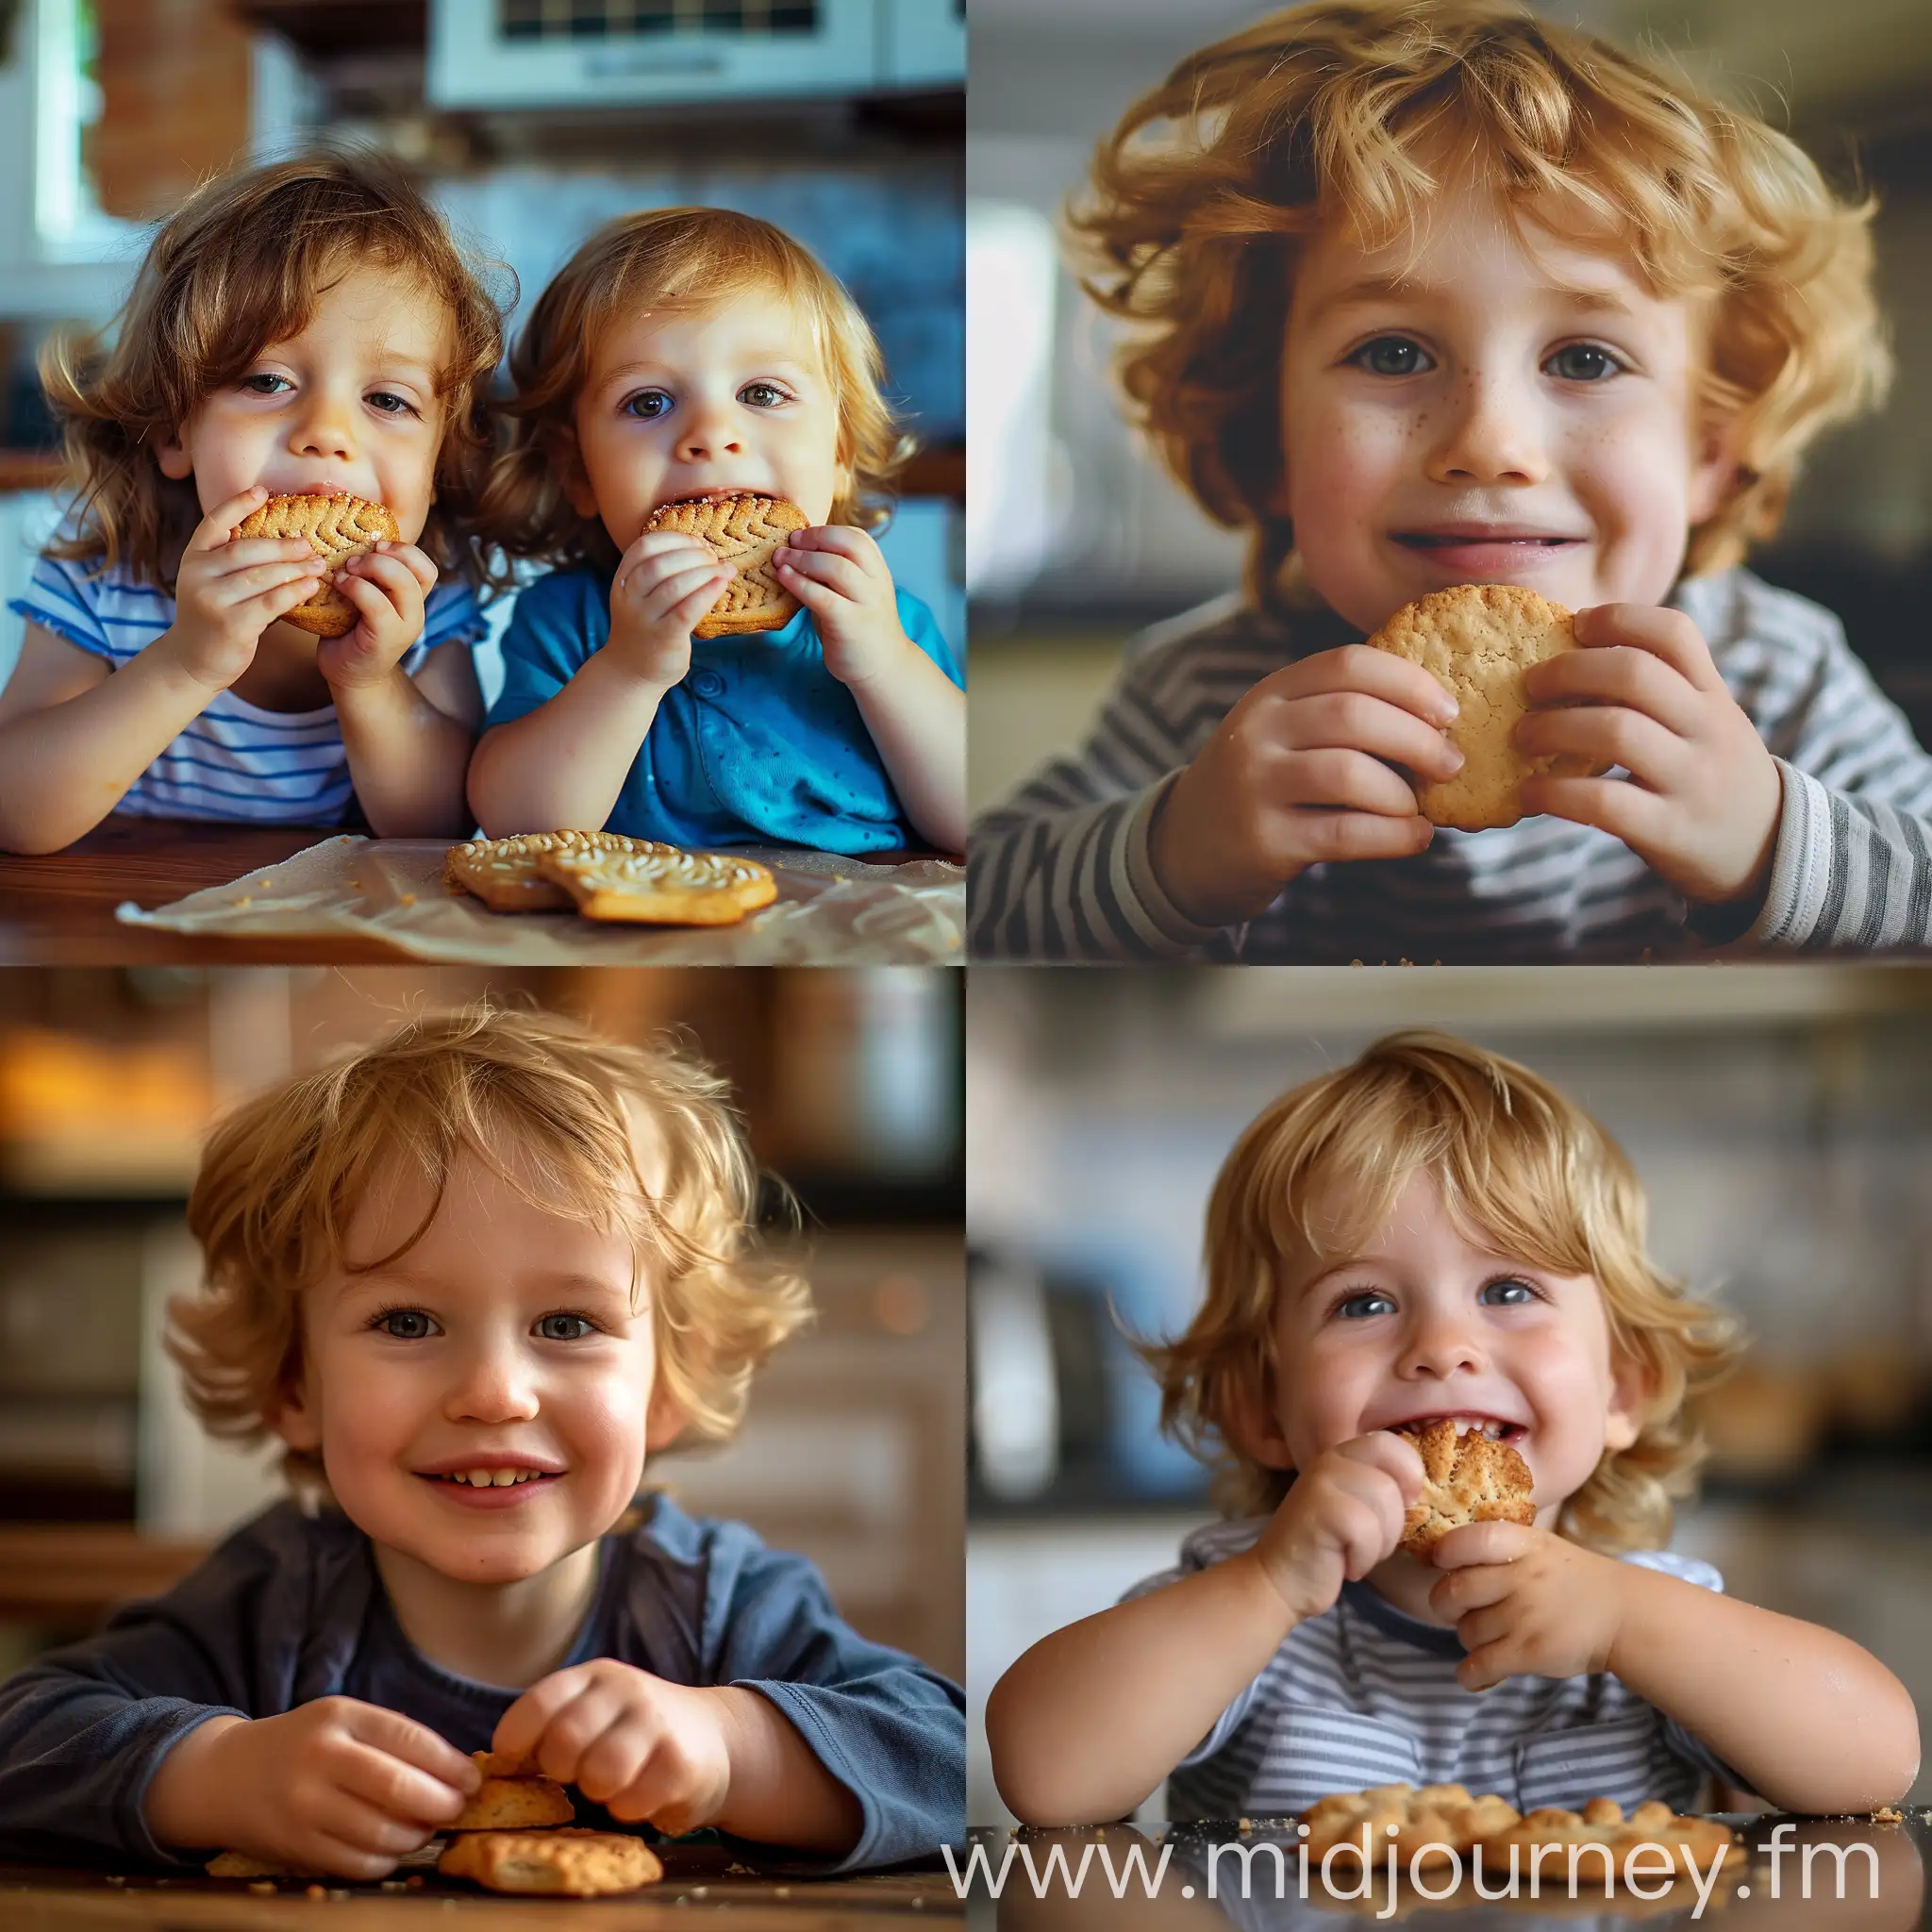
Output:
[
  {"xmin": 167, "ymin": 1005, "xmax": 811, "ymax": 1497},
  {"xmin": 1141, "ymin": 1031, "xmax": 1740, "ymax": 1553},
  {"xmin": 477, "ymin": 208, "xmax": 908, "ymax": 575},
  {"xmin": 42, "ymin": 147, "xmax": 509, "ymax": 590},
  {"xmin": 1069, "ymin": 0, "xmax": 1890, "ymax": 617}
]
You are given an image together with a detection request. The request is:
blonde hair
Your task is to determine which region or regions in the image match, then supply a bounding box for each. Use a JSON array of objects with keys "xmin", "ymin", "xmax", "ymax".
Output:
[
  {"xmin": 1145, "ymin": 1031, "xmax": 1740, "ymax": 1551},
  {"xmin": 167, "ymin": 1005, "xmax": 810, "ymax": 1494},
  {"xmin": 1070, "ymin": 0, "xmax": 1890, "ymax": 616},
  {"xmin": 42, "ymin": 147, "xmax": 508, "ymax": 591},
  {"xmin": 478, "ymin": 207, "xmax": 908, "ymax": 574}
]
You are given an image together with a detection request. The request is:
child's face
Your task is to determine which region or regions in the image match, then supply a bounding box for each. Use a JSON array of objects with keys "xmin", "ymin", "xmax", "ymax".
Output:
[
  {"xmin": 1244, "ymin": 1172, "xmax": 1642, "ymax": 1520},
  {"xmin": 1278, "ymin": 183, "xmax": 1734, "ymax": 634},
  {"xmin": 563, "ymin": 286, "xmax": 844, "ymax": 551},
  {"xmin": 158, "ymin": 261, "xmax": 450, "ymax": 542},
  {"xmin": 273, "ymin": 1142, "xmax": 679, "ymax": 1588}
]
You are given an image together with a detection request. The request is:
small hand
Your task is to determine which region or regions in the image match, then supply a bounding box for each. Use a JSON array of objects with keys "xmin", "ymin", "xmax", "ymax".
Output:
[
  {"xmin": 1428, "ymin": 1523, "xmax": 1628, "ymax": 1691},
  {"xmin": 1516, "ymin": 604, "xmax": 1782, "ymax": 907},
  {"xmin": 606, "ymin": 531, "xmax": 734, "ymax": 689},
  {"xmin": 166, "ymin": 484, "xmax": 325, "ymax": 692},
  {"xmin": 1251, "ymin": 1431, "xmax": 1424, "ymax": 1624},
  {"xmin": 317, "ymin": 541, "xmax": 440, "ymax": 691},
  {"xmin": 773, "ymin": 525, "xmax": 910, "ymax": 687},
  {"xmin": 491, "ymin": 1658, "xmax": 735, "ymax": 1836}
]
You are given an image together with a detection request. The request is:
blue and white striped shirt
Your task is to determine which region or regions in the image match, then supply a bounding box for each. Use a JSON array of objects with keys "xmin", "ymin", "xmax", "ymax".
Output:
[
  {"xmin": 1127, "ymin": 1519, "xmax": 1735, "ymax": 1820},
  {"xmin": 9, "ymin": 545, "xmax": 486, "ymax": 825}
]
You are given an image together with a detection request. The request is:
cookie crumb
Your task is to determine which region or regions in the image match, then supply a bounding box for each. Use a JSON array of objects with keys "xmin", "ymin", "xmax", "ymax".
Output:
[
  {"xmin": 1874, "ymin": 1805, "xmax": 1904, "ymax": 1824},
  {"xmin": 306, "ymin": 1883, "xmax": 327, "ymax": 1899},
  {"xmin": 248, "ymin": 1881, "xmax": 275, "ymax": 1894},
  {"xmin": 406, "ymin": 1874, "xmax": 425, "ymax": 1888}
]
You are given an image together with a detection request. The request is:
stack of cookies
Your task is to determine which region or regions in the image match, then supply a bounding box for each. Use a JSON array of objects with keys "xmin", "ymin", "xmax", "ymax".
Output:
[
  {"xmin": 445, "ymin": 830, "xmax": 777, "ymax": 927},
  {"xmin": 438, "ymin": 1749, "xmax": 662, "ymax": 1897}
]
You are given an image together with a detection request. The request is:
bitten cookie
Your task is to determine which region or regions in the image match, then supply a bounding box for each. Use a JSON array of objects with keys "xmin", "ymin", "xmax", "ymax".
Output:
[
  {"xmin": 1397, "ymin": 1417, "xmax": 1535, "ymax": 1556},
  {"xmin": 439, "ymin": 1827, "xmax": 663, "ymax": 1897},
  {"xmin": 538, "ymin": 846, "xmax": 778, "ymax": 926},
  {"xmin": 644, "ymin": 493, "xmax": 809, "ymax": 638},
  {"xmin": 1479, "ymin": 1799, "xmax": 1744, "ymax": 1881},
  {"xmin": 444, "ymin": 830, "xmax": 677, "ymax": 913},
  {"xmin": 448, "ymin": 1749, "xmax": 575, "ymax": 1831},
  {"xmin": 234, "ymin": 491, "xmax": 399, "ymax": 639},
  {"xmin": 1366, "ymin": 583, "xmax": 1605, "ymax": 830}
]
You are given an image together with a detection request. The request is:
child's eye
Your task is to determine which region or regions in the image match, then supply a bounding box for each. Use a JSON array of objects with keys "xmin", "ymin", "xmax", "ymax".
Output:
[
  {"xmin": 535, "ymin": 1312, "xmax": 595, "ymax": 1341},
  {"xmin": 366, "ymin": 390, "xmax": 419, "ymax": 417},
  {"xmin": 739, "ymin": 381, "xmax": 789, "ymax": 408},
  {"xmin": 241, "ymin": 373, "xmax": 292, "ymax": 396},
  {"xmin": 1543, "ymin": 342, "xmax": 1623, "ymax": 382},
  {"xmin": 622, "ymin": 390, "xmax": 675, "ymax": 420},
  {"xmin": 1479, "ymin": 1276, "xmax": 1541, "ymax": 1307},
  {"xmin": 371, "ymin": 1306, "xmax": 438, "ymax": 1340},
  {"xmin": 1335, "ymin": 1290, "xmax": 1396, "ymax": 1320},
  {"xmin": 1348, "ymin": 337, "xmax": 1433, "ymax": 377}
]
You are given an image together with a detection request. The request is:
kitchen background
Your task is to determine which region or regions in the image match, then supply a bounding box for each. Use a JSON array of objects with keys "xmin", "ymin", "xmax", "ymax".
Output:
[
  {"xmin": 967, "ymin": 965, "xmax": 1932, "ymax": 1823},
  {"xmin": 0, "ymin": 963, "xmax": 964, "ymax": 1691},
  {"xmin": 967, "ymin": 0, "xmax": 1932, "ymax": 817},
  {"xmin": 0, "ymin": 0, "xmax": 965, "ymax": 696}
]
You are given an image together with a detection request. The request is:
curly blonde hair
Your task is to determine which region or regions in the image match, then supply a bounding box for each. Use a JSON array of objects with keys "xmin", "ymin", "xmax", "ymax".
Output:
[
  {"xmin": 1069, "ymin": 0, "xmax": 1890, "ymax": 617},
  {"xmin": 41, "ymin": 147, "xmax": 508, "ymax": 591},
  {"xmin": 1142, "ymin": 1030, "xmax": 1740, "ymax": 1552},
  {"xmin": 478, "ymin": 208, "xmax": 908, "ymax": 575},
  {"xmin": 166, "ymin": 1005, "xmax": 810, "ymax": 1495}
]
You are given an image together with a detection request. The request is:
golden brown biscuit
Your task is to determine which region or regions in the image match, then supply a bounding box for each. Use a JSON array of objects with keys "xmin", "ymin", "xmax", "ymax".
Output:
[
  {"xmin": 439, "ymin": 1826, "xmax": 663, "ymax": 1896},
  {"xmin": 538, "ymin": 846, "xmax": 778, "ymax": 926},
  {"xmin": 1397, "ymin": 1417, "xmax": 1535, "ymax": 1557},
  {"xmin": 234, "ymin": 491, "xmax": 399, "ymax": 638},
  {"xmin": 1303, "ymin": 1783, "xmax": 1523, "ymax": 1868},
  {"xmin": 444, "ymin": 830, "xmax": 677, "ymax": 913},
  {"xmin": 448, "ymin": 1748, "xmax": 575, "ymax": 1831},
  {"xmin": 1366, "ymin": 584, "xmax": 1605, "ymax": 830},
  {"xmin": 207, "ymin": 1850, "xmax": 318, "ymax": 1879},
  {"xmin": 644, "ymin": 493, "xmax": 809, "ymax": 638},
  {"xmin": 1477, "ymin": 1800, "xmax": 1744, "ymax": 1881}
]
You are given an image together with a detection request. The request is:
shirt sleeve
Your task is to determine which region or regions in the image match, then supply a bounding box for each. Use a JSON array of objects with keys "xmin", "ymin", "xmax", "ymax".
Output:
[
  {"xmin": 8, "ymin": 552, "xmax": 118, "ymax": 660},
  {"xmin": 482, "ymin": 573, "xmax": 599, "ymax": 731},
  {"xmin": 416, "ymin": 577, "xmax": 490, "ymax": 654},
  {"xmin": 708, "ymin": 1536, "xmax": 964, "ymax": 1874},
  {"xmin": 895, "ymin": 590, "xmax": 963, "ymax": 690}
]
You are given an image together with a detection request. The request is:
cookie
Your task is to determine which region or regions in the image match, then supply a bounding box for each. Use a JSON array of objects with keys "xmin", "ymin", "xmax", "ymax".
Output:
[
  {"xmin": 1397, "ymin": 1417, "xmax": 1535, "ymax": 1557},
  {"xmin": 234, "ymin": 491, "xmax": 399, "ymax": 639},
  {"xmin": 644, "ymin": 493, "xmax": 808, "ymax": 638},
  {"xmin": 439, "ymin": 1826, "xmax": 663, "ymax": 1897},
  {"xmin": 448, "ymin": 1748, "xmax": 575, "ymax": 1831},
  {"xmin": 1303, "ymin": 1783, "xmax": 1523, "ymax": 1868},
  {"xmin": 1479, "ymin": 1799, "xmax": 1744, "ymax": 1881},
  {"xmin": 208, "ymin": 1850, "xmax": 317, "ymax": 1879},
  {"xmin": 1366, "ymin": 584, "xmax": 1605, "ymax": 830},
  {"xmin": 444, "ymin": 831, "xmax": 677, "ymax": 913},
  {"xmin": 538, "ymin": 845, "xmax": 778, "ymax": 926}
]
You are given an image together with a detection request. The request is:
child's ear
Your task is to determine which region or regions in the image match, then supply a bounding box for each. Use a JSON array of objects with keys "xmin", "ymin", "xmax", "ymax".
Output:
[
  {"xmin": 1687, "ymin": 417, "xmax": 1740, "ymax": 527},
  {"xmin": 1224, "ymin": 1369, "xmax": 1295, "ymax": 1473},
  {"xmin": 1602, "ymin": 1351, "xmax": 1654, "ymax": 1455},
  {"xmin": 265, "ymin": 1362, "xmax": 322, "ymax": 1456},
  {"xmin": 644, "ymin": 1379, "xmax": 689, "ymax": 1454},
  {"xmin": 546, "ymin": 426, "xmax": 599, "ymax": 520},
  {"xmin": 156, "ymin": 433, "xmax": 192, "ymax": 482}
]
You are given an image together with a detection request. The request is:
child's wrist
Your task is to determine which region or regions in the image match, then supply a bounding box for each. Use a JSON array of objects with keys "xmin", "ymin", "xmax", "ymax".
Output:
[
  {"xmin": 143, "ymin": 1713, "xmax": 248, "ymax": 1849},
  {"xmin": 825, "ymin": 623, "xmax": 917, "ymax": 692}
]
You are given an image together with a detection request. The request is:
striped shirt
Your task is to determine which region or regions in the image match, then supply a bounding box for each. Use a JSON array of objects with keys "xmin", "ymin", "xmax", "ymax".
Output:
[
  {"xmin": 9, "ymin": 545, "xmax": 486, "ymax": 825},
  {"xmin": 970, "ymin": 569, "xmax": 1932, "ymax": 961},
  {"xmin": 1128, "ymin": 1519, "xmax": 1734, "ymax": 1821}
]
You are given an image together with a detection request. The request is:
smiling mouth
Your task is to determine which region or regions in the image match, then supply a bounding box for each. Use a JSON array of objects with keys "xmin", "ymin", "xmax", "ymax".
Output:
[
  {"xmin": 1394, "ymin": 1414, "xmax": 1527, "ymax": 1443},
  {"xmin": 1393, "ymin": 533, "xmax": 1579, "ymax": 550},
  {"xmin": 421, "ymin": 1469, "xmax": 560, "ymax": 1489}
]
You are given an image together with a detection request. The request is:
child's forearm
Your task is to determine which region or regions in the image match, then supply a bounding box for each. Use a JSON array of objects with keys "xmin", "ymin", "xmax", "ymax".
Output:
[
  {"xmin": 467, "ymin": 654, "xmax": 670, "ymax": 837},
  {"xmin": 1609, "ymin": 1567, "xmax": 1920, "ymax": 1811},
  {"xmin": 987, "ymin": 1549, "xmax": 1297, "ymax": 1826},
  {"xmin": 844, "ymin": 646, "xmax": 966, "ymax": 853},
  {"xmin": 333, "ymin": 669, "xmax": 476, "ymax": 839},
  {"xmin": 710, "ymin": 1687, "xmax": 864, "ymax": 1854},
  {"xmin": 0, "ymin": 643, "xmax": 215, "ymax": 853},
  {"xmin": 142, "ymin": 1713, "xmax": 249, "ymax": 1851}
]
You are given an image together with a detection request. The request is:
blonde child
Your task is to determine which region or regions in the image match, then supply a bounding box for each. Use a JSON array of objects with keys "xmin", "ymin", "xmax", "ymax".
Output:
[
  {"xmin": 0, "ymin": 151, "xmax": 502, "ymax": 853},
  {"xmin": 987, "ymin": 1033, "xmax": 1918, "ymax": 1824},
  {"xmin": 0, "ymin": 1008, "xmax": 963, "ymax": 1877},
  {"xmin": 467, "ymin": 208, "xmax": 965, "ymax": 856},
  {"xmin": 971, "ymin": 0, "xmax": 1932, "ymax": 961}
]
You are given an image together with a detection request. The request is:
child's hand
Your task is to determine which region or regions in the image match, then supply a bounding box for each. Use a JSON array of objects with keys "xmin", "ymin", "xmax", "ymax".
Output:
[
  {"xmin": 773, "ymin": 526, "xmax": 911, "ymax": 688},
  {"xmin": 164, "ymin": 484, "xmax": 326, "ymax": 692},
  {"xmin": 1428, "ymin": 1523, "xmax": 1628, "ymax": 1691},
  {"xmin": 317, "ymin": 541, "xmax": 440, "ymax": 691},
  {"xmin": 1516, "ymin": 605, "xmax": 1783, "ymax": 908},
  {"xmin": 1149, "ymin": 644, "xmax": 1464, "ymax": 928},
  {"xmin": 1250, "ymin": 1431, "xmax": 1424, "ymax": 1624},
  {"xmin": 491, "ymin": 1658, "xmax": 734, "ymax": 1835},
  {"xmin": 604, "ymin": 531, "xmax": 736, "ymax": 689}
]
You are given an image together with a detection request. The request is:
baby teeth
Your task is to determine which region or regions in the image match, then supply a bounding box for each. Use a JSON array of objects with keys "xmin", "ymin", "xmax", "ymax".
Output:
[{"xmin": 441, "ymin": 1469, "xmax": 546, "ymax": 1486}]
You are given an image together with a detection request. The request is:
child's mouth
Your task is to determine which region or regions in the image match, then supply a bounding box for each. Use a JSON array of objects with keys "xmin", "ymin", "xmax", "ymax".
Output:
[
  {"xmin": 1394, "ymin": 1413, "xmax": 1527, "ymax": 1443},
  {"xmin": 1392, "ymin": 531, "xmax": 1581, "ymax": 577},
  {"xmin": 418, "ymin": 1469, "xmax": 561, "ymax": 1505}
]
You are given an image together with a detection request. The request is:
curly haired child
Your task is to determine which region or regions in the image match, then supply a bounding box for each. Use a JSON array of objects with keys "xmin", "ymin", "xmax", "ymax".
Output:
[
  {"xmin": 971, "ymin": 0, "xmax": 1932, "ymax": 961},
  {"xmin": 467, "ymin": 208, "xmax": 965, "ymax": 857},
  {"xmin": 988, "ymin": 1033, "xmax": 1918, "ymax": 1824},
  {"xmin": 0, "ymin": 150, "xmax": 505, "ymax": 852},
  {"xmin": 0, "ymin": 1008, "xmax": 963, "ymax": 1877}
]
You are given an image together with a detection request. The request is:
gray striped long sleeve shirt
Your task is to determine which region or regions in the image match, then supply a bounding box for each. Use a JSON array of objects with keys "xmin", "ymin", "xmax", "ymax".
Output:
[{"xmin": 970, "ymin": 570, "xmax": 1932, "ymax": 962}]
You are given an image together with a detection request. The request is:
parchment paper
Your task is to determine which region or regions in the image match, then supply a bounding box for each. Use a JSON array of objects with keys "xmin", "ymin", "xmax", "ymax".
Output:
[{"xmin": 115, "ymin": 836, "xmax": 963, "ymax": 964}]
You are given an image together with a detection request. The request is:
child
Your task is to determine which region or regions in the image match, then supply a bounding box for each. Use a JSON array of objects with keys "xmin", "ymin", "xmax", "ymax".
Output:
[
  {"xmin": 0, "ymin": 1008, "xmax": 963, "ymax": 1878},
  {"xmin": 0, "ymin": 150, "xmax": 502, "ymax": 853},
  {"xmin": 970, "ymin": 0, "xmax": 1932, "ymax": 961},
  {"xmin": 467, "ymin": 208, "xmax": 966, "ymax": 857},
  {"xmin": 987, "ymin": 1032, "xmax": 1919, "ymax": 1824}
]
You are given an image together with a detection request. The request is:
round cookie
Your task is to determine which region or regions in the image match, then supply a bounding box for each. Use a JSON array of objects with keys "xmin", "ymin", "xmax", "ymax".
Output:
[
  {"xmin": 1366, "ymin": 583, "xmax": 1605, "ymax": 830},
  {"xmin": 644, "ymin": 493, "xmax": 809, "ymax": 638},
  {"xmin": 443, "ymin": 830, "xmax": 677, "ymax": 913},
  {"xmin": 233, "ymin": 491, "xmax": 399, "ymax": 639},
  {"xmin": 439, "ymin": 1826, "xmax": 663, "ymax": 1897},
  {"xmin": 1397, "ymin": 1417, "xmax": 1535, "ymax": 1557}
]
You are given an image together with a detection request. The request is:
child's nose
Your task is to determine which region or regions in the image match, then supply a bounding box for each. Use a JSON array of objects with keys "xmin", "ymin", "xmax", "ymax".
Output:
[
  {"xmin": 1397, "ymin": 1308, "xmax": 1487, "ymax": 1377},
  {"xmin": 676, "ymin": 403, "xmax": 744, "ymax": 463},
  {"xmin": 1424, "ymin": 373, "xmax": 1548, "ymax": 487},
  {"xmin": 443, "ymin": 1347, "xmax": 540, "ymax": 1421},
  {"xmin": 289, "ymin": 391, "xmax": 357, "ymax": 462}
]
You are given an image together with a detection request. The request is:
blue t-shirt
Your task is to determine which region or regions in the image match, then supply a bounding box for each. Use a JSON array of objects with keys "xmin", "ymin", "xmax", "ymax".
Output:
[
  {"xmin": 486, "ymin": 566, "xmax": 963, "ymax": 854},
  {"xmin": 0, "ymin": 1494, "xmax": 962, "ymax": 1874}
]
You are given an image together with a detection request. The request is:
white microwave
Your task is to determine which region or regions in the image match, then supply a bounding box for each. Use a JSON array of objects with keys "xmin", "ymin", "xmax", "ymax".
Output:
[{"xmin": 426, "ymin": 0, "xmax": 963, "ymax": 111}]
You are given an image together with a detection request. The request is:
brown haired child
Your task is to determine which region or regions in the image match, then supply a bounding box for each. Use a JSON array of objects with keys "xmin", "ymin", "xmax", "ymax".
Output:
[
  {"xmin": 970, "ymin": 0, "xmax": 1932, "ymax": 961},
  {"xmin": 988, "ymin": 1032, "xmax": 1918, "ymax": 1824},
  {"xmin": 0, "ymin": 1008, "xmax": 963, "ymax": 1878},
  {"xmin": 0, "ymin": 149, "xmax": 506, "ymax": 852}
]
